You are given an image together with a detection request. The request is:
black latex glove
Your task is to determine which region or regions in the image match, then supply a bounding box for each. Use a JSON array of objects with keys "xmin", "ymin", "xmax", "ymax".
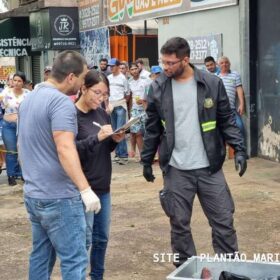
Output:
[
  {"xmin": 143, "ymin": 165, "xmax": 155, "ymax": 182},
  {"xmin": 234, "ymin": 153, "xmax": 247, "ymax": 177}
]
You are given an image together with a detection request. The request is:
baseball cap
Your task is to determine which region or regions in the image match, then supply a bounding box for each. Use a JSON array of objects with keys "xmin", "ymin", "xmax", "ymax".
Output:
[
  {"xmin": 44, "ymin": 65, "xmax": 52, "ymax": 73},
  {"xmin": 25, "ymin": 79, "xmax": 33, "ymax": 85},
  {"xmin": 88, "ymin": 62, "xmax": 98, "ymax": 70},
  {"xmin": 107, "ymin": 58, "xmax": 120, "ymax": 66},
  {"xmin": 151, "ymin": 65, "xmax": 162, "ymax": 74}
]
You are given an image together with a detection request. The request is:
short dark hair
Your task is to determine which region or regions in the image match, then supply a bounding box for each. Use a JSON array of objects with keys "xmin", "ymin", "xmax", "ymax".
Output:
[
  {"xmin": 14, "ymin": 71, "xmax": 26, "ymax": 83},
  {"xmin": 160, "ymin": 37, "xmax": 191, "ymax": 58},
  {"xmin": 204, "ymin": 56, "xmax": 216, "ymax": 64},
  {"xmin": 120, "ymin": 61, "xmax": 128, "ymax": 67},
  {"xmin": 51, "ymin": 50, "xmax": 87, "ymax": 82},
  {"xmin": 84, "ymin": 70, "xmax": 109, "ymax": 91},
  {"xmin": 99, "ymin": 58, "xmax": 108, "ymax": 64},
  {"xmin": 135, "ymin": 58, "xmax": 144, "ymax": 65},
  {"xmin": 129, "ymin": 62, "xmax": 138, "ymax": 69},
  {"xmin": 25, "ymin": 79, "xmax": 33, "ymax": 85}
]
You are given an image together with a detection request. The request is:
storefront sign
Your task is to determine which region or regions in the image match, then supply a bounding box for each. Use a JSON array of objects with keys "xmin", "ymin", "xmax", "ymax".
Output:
[
  {"xmin": 187, "ymin": 34, "xmax": 222, "ymax": 64},
  {"xmin": 50, "ymin": 7, "xmax": 80, "ymax": 49},
  {"xmin": 106, "ymin": 0, "xmax": 238, "ymax": 25},
  {"xmin": 0, "ymin": 17, "xmax": 31, "ymax": 57},
  {"xmin": 30, "ymin": 8, "xmax": 80, "ymax": 51},
  {"xmin": 78, "ymin": 0, "xmax": 102, "ymax": 31},
  {"xmin": 0, "ymin": 65, "xmax": 16, "ymax": 83},
  {"xmin": 30, "ymin": 10, "xmax": 51, "ymax": 51}
]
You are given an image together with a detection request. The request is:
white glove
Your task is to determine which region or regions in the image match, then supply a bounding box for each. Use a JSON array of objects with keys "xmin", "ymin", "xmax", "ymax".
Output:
[{"xmin": 80, "ymin": 187, "xmax": 101, "ymax": 213}]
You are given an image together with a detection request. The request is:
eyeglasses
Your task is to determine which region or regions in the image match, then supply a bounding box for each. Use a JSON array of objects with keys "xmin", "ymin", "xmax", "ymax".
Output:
[
  {"xmin": 88, "ymin": 88, "xmax": 108, "ymax": 96},
  {"xmin": 158, "ymin": 58, "xmax": 183, "ymax": 67}
]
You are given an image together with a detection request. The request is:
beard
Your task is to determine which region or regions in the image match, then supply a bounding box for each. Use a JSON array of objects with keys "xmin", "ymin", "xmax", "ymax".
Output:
[{"xmin": 164, "ymin": 64, "xmax": 185, "ymax": 79}]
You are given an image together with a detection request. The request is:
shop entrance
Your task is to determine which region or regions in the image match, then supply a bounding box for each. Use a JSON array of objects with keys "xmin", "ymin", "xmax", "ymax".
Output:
[{"xmin": 250, "ymin": 0, "xmax": 280, "ymax": 161}]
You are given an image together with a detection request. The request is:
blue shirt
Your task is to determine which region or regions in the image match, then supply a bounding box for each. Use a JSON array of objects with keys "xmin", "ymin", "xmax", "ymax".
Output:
[{"xmin": 18, "ymin": 82, "xmax": 79, "ymax": 199}]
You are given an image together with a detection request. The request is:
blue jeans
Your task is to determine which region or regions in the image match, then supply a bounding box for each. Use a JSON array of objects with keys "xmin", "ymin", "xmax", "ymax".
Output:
[
  {"xmin": 111, "ymin": 106, "xmax": 128, "ymax": 158},
  {"xmin": 24, "ymin": 195, "xmax": 88, "ymax": 280},
  {"xmin": 86, "ymin": 193, "xmax": 111, "ymax": 280},
  {"xmin": 2, "ymin": 120, "xmax": 21, "ymax": 177}
]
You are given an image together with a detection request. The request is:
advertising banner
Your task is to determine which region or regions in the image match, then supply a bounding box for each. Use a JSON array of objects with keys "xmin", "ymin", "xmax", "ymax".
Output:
[
  {"xmin": 78, "ymin": 0, "xmax": 103, "ymax": 31},
  {"xmin": 0, "ymin": 65, "xmax": 16, "ymax": 84},
  {"xmin": 187, "ymin": 33, "xmax": 222, "ymax": 64},
  {"xmin": 106, "ymin": 0, "xmax": 238, "ymax": 25}
]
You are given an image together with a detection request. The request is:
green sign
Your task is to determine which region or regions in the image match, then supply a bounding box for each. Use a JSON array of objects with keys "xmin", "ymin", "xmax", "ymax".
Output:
[{"xmin": 0, "ymin": 17, "xmax": 31, "ymax": 57}]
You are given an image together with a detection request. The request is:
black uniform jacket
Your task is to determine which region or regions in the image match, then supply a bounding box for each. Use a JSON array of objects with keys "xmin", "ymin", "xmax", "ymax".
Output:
[{"xmin": 141, "ymin": 65, "xmax": 246, "ymax": 175}]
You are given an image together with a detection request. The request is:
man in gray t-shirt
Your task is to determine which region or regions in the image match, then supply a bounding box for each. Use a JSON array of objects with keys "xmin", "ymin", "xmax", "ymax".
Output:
[
  {"xmin": 18, "ymin": 51, "xmax": 100, "ymax": 279},
  {"xmin": 19, "ymin": 83, "xmax": 79, "ymax": 198}
]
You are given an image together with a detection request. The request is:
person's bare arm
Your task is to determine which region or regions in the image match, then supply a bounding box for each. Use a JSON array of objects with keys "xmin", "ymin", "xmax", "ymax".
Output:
[
  {"xmin": 53, "ymin": 130, "xmax": 90, "ymax": 192},
  {"xmin": 236, "ymin": 85, "xmax": 245, "ymax": 115}
]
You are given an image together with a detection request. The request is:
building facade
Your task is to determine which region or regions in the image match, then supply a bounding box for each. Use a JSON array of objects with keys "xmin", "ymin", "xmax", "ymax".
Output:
[{"xmin": 1, "ymin": 0, "xmax": 279, "ymax": 162}]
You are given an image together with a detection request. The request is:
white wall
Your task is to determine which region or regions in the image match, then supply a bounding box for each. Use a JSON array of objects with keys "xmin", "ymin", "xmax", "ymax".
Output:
[{"xmin": 158, "ymin": 5, "xmax": 241, "ymax": 72}]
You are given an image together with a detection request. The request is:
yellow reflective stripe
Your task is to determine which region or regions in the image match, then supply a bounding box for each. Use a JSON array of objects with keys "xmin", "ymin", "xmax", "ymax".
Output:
[
  {"xmin": 161, "ymin": 120, "xmax": 166, "ymax": 127},
  {"xmin": 201, "ymin": 121, "xmax": 216, "ymax": 132}
]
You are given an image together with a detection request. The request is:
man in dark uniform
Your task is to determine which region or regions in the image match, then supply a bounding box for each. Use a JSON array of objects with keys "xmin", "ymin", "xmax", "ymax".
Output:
[{"xmin": 141, "ymin": 37, "xmax": 247, "ymax": 267}]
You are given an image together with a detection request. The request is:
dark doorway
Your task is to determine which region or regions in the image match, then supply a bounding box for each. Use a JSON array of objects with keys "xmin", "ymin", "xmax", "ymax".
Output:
[
  {"xmin": 250, "ymin": 0, "xmax": 280, "ymax": 161},
  {"xmin": 128, "ymin": 35, "xmax": 158, "ymax": 67}
]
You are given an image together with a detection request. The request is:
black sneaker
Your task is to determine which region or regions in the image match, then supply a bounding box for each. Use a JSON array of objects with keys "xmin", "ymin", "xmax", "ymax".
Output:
[{"xmin": 8, "ymin": 176, "xmax": 17, "ymax": 186}]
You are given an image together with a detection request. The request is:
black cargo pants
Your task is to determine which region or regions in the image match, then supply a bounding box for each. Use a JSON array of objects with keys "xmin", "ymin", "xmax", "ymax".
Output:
[{"xmin": 161, "ymin": 166, "xmax": 238, "ymax": 266}]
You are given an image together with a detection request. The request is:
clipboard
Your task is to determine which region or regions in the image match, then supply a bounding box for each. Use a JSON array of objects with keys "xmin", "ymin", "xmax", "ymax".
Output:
[{"xmin": 112, "ymin": 116, "xmax": 141, "ymax": 134}]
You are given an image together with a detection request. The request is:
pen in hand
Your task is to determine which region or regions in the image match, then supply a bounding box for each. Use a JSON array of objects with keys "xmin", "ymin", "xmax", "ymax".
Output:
[
  {"xmin": 92, "ymin": 121, "xmax": 102, "ymax": 128},
  {"xmin": 92, "ymin": 122, "xmax": 114, "ymax": 141}
]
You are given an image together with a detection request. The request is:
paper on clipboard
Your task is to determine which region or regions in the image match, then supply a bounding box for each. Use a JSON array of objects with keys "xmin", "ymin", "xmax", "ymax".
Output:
[{"xmin": 112, "ymin": 116, "xmax": 141, "ymax": 134}]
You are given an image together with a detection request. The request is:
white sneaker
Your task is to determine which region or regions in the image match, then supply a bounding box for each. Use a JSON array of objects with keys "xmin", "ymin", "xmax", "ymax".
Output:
[
  {"xmin": 118, "ymin": 158, "xmax": 128, "ymax": 165},
  {"xmin": 112, "ymin": 156, "xmax": 120, "ymax": 163}
]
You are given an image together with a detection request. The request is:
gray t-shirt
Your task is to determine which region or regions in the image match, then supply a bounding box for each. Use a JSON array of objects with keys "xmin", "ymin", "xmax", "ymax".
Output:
[
  {"xmin": 169, "ymin": 77, "xmax": 209, "ymax": 170},
  {"xmin": 18, "ymin": 82, "xmax": 79, "ymax": 199}
]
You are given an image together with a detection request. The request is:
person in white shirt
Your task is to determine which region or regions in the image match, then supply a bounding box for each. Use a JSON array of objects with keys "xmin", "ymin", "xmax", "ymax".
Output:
[
  {"xmin": 128, "ymin": 62, "xmax": 148, "ymax": 159},
  {"xmin": 136, "ymin": 58, "xmax": 151, "ymax": 79},
  {"xmin": 107, "ymin": 58, "xmax": 130, "ymax": 165},
  {"xmin": 119, "ymin": 61, "xmax": 130, "ymax": 79},
  {"xmin": 0, "ymin": 71, "xmax": 30, "ymax": 186}
]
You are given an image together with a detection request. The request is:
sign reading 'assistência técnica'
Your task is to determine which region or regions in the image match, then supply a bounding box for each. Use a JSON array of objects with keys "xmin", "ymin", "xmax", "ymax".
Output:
[
  {"xmin": 0, "ymin": 17, "xmax": 31, "ymax": 57},
  {"xmin": 0, "ymin": 38, "xmax": 30, "ymax": 56}
]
